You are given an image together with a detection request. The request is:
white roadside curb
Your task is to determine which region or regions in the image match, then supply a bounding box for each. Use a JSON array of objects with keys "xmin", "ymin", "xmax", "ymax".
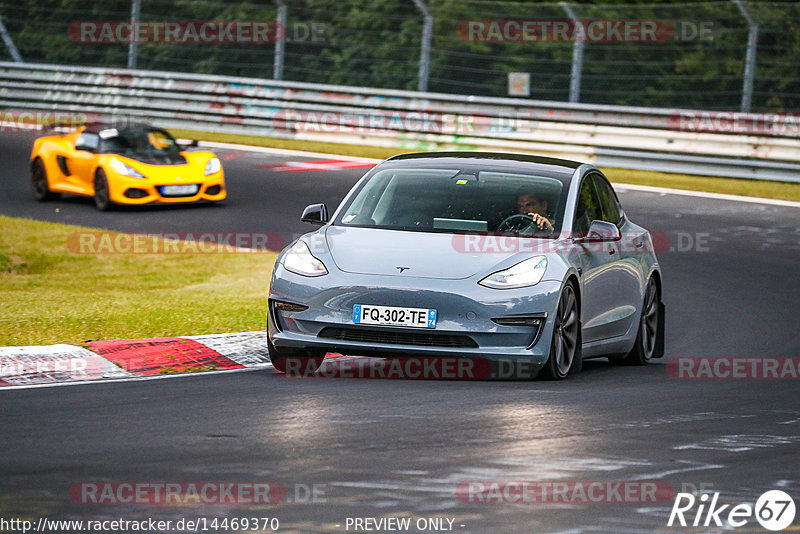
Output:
[{"xmin": 0, "ymin": 332, "xmax": 272, "ymax": 390}]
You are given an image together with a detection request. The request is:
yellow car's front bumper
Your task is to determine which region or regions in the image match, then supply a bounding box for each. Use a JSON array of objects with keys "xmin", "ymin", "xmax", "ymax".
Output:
[{"xmin": 107, "ymin": 171, "xmax": 226, "ymax": 205}]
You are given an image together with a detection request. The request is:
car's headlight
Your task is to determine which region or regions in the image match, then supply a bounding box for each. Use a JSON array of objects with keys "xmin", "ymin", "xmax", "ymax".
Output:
[
  {"xmin": 110, "ymin": 158, "xmax": 145, "ymax": 179},
  {"xmin": 479, "ymin": 256, "xmax": 548, "ymax": 289},
  {"xmin": 205, "ymin": 157, "xmax": 221, "ymax": 175},
  {"xmin": 283, "ymin": 240, "xmax": 328, "ymax": 277}
]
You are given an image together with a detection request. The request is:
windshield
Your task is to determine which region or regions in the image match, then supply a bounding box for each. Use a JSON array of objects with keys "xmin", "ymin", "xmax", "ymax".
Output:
[
  {"xmin": 334, "ymin": 167, "xmax": 568, "ymax": 236},
  {"xmin": 97, "ymin": 128, "xmax": 180, "ymax": 156}
]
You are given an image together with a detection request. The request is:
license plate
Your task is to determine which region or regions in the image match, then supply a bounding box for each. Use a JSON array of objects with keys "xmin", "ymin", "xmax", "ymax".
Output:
[
  {"xmin": 353, "ymin": 304, "xmax": 437, "ymax": 329},
  {"xmin": 159, "ymin": 184, "xmax": 199, "ymax": 196}
]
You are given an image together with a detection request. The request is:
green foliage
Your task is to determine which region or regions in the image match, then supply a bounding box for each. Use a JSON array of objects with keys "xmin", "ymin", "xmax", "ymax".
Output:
[{"xmin": 1, "ymin": 0, "xmax": 798, "ymax": 110}]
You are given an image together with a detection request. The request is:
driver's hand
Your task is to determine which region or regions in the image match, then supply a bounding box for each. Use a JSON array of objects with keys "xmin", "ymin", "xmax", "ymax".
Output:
[{"xmin": 528, "ymin": 213, "xmax": 554, "ymax": 231}]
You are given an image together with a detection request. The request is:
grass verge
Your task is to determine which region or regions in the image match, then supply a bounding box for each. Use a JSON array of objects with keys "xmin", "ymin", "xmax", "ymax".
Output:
[
  {"xmin": 0, "ymin": 215, "xmax": 275, "ymax": 346},
  {"xmin": 172, "ymin": 128, "xmax": 800, "ymax": 203}
]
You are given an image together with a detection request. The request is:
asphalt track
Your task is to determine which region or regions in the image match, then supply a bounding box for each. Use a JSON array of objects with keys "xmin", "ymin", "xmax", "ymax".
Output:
[{"xmin": 1, "ymin": 131, "xmax": 800, "ymax": 533}]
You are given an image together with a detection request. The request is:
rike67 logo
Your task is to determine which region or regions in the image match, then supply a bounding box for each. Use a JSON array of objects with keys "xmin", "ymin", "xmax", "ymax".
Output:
[{"xmin": 668, "ymin": 490, "xmax": 796, "ymax": 531}]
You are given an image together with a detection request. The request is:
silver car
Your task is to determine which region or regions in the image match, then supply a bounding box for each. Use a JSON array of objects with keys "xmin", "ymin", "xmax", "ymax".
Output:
[{"xmin": 268, "ymin": 152, "xmax": 664, "ymax": 380}]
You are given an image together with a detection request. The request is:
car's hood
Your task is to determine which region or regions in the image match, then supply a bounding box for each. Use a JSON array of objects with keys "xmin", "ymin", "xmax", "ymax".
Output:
[
  {"xmin": 118, "ymin": 152, "xmax": 188, "ymax": 166},
  {"xmin": 324, "ymin": 226, "xmax": 521, "ymax": 279}
]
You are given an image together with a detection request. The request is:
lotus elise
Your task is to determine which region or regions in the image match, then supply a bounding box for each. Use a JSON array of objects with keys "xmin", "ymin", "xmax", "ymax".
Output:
[{"xmin": 30, "ymin": 123, "xmax": 225, "ymax": 210}]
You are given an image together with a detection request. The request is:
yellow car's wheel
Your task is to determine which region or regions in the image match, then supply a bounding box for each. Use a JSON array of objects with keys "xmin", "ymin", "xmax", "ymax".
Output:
[
  {"xmin": 93, "ymin": 169, "xmax": 112, "ymax": 211},
  {"xmin": 31, "ymin": 158, "xmax": 60, "ymax": 201}
]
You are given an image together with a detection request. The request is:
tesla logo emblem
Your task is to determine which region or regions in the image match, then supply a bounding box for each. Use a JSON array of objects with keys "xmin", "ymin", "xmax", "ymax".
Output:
[{"xmin": 397, "ymin": 266, "xmax": 410, "ymax": 273}]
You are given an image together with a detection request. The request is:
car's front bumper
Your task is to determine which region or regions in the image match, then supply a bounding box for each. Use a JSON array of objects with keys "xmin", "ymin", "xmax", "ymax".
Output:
[
  {"xmin": 107, "ymin": 171, "xmax": 226, "ymax": 205},
  {"xmin": 268, "ymin": 263, "xmax": 564, "ymax": 376}
]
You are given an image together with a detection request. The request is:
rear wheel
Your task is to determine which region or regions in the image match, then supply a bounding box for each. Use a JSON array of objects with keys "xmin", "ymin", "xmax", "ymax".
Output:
[
  {"xmin": 93, "ymin": 170, "xmax": 112, "ymax": 211},
  {"xmin": 539, "ymin": 282, "xmax": 581, "ymax": 380},
  {"xmin": 617, "ymin": 277, "xmax": 661, "ymax": 365},
  {"xmin": 31, "ymin": 159, "xmax": 60, "ymax": 201}
]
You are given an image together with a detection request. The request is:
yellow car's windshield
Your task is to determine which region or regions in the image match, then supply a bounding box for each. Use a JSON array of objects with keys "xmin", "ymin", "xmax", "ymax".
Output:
[{"xmin": 97, "ymin": 127, "xmax": 180, "ymax": 156}]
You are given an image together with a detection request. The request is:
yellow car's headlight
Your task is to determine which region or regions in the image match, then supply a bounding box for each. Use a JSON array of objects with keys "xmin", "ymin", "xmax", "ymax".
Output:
[
  {"xmin": 109, "ymin": 158, "xmax": 146, "ymax": 179},
  {"xmin": 205, "ymin": 157, "xmax": 222, "ymax": 175}
]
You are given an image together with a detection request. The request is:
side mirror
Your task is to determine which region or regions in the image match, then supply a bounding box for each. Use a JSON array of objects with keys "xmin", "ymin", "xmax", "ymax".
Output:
[
  {"xmin": 301, "ymin": 203, "xmax": 328, "ymax": 225},
  {"xmin": 179, "ymin": 140, "xmax": 199, "ymax": 150},
  {"xmin": 585, "ymin": 220, "xmax": 621, "ymax": 242}
]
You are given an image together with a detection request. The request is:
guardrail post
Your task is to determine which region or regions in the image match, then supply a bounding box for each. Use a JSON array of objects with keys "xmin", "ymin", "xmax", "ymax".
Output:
[
  {"xmin": 127, "ymin": 0, "xmax": 140, "ymax": 69},
  {"xmin": 0, "ymin": 16, "xmax": 23, "ymax": 63},
  {"xmin": 411, "ymin": 0, "xmax": 433, "ymax": 92},
  {"xmin": 732, "ymin": 0, "xmax": 758, "ymax": 112},
  {"xmin": 273, "ymin": 0, "xmax": 287, "ymax": 80},
  {"xmin": 559, "ymin": 2, "xmax": 584, "ymax": 103}
]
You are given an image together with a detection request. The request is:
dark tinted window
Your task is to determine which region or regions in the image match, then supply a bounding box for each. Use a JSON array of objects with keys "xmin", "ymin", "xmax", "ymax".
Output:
[
  {"xmin": 97, "ymin": 128, "xmax": 180, "ymax": 155},
  {"xmin": 335, "ymin": 167, "xmax": 567, "ymax": 236},
  {"xmin": 573, "ymin": 177, "xmax": 602, "ymax": 235},
  {"xmin": 591, "ymin": 174, "xmax": 622, "ymax": 225},
  {"xmin": 75, "ymin": 133, "xmax": 99, "ymax": 151}
]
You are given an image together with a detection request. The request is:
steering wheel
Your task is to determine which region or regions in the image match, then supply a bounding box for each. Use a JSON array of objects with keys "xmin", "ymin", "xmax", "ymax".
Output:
[{"xmin": 497, "ymin": 213, "xmax": 539, "ymax": 233}]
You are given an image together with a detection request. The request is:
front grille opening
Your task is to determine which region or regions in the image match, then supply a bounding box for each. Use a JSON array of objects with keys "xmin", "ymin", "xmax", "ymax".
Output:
[
  {"xmin": 205, "ymin": 184, "xmax": 222, "ymax": 195},
  {"xmin": 124, "ymin": 188, "xmax": 149, "ymax": 199},
  {"xmin": 318, "ymin": 327, "xmax": 478, "ymax": 348}
]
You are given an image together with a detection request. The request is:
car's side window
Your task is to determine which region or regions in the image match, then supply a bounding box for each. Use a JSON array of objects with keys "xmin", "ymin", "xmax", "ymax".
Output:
[
  {"xmin": 573, "ymin": 176, "xmax": 602, "ymax": 236},
  {"xmin": 591, "ymin": 174, "xmax": 623, "ymax": 226},
  {"xmin": 75, "ymin": 133, "xmax": 99, "ymax": 152}
]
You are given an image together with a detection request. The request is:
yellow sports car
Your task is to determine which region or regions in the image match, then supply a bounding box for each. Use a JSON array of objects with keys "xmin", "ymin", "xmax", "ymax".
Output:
[{"xmin": 30, "ymin": 123, "xmax": 225, "ymax": 210}]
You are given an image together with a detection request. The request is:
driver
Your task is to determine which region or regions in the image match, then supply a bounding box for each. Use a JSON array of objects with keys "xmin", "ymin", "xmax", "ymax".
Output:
[{"xmin": 515, "ymin": 191, "xmax": 554, "ymax": 231}]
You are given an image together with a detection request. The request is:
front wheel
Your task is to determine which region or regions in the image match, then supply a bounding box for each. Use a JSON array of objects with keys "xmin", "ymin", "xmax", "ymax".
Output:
[
  {"xmin": 539, "ymin": 282, "xmax": 581, "ymax": 380},
  {"xmin": 93, "ymin": 170, "xmax": 112, "ymax": 211},
  {"xmin": 618, "ymin": 277, "xmax": 662, "ymax": 365}
]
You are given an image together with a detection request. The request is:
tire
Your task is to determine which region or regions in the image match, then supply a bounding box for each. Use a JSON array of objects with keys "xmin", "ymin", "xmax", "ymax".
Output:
[
  {"xmin": 619, "ymin": 277, "xmax": 662, "ymax": 365},
  {"xmin": 539, "ymin": 282, "xmax": 581, "ymax": 380},
  {"xmin": 268, "ymin": 338, "xmax": 324, "ymax": 375},
  {"xmin": 31, "ymin": 159, "xmax": 60, "ymax": 201},
  {"xmin": 93, "ymin": 169, "xmax": 112, "ymax": 211}
]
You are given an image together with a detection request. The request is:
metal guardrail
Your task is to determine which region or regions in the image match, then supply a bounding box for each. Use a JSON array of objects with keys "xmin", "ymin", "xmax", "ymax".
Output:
[{"xmin": 2, "ymin": 61, "xmax": 800, "ymax": 182}]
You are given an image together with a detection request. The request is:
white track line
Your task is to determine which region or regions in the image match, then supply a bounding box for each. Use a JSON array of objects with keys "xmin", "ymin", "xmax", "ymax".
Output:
[{"xmin": 614, "ymin": 183, "xmax": 800, "ymax": 208}]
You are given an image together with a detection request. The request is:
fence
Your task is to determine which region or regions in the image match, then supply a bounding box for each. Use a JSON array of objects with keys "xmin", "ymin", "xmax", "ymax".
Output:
[
  {"xmin": 2, "ymin": 61, "xmax": 800, "ymax": 182},
  {"xmin": 1, "ymin": 1, "xmax": 799, "ymax": 112}
]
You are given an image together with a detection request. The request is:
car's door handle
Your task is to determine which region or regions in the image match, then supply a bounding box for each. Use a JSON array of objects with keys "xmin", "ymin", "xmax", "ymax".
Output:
[
  {"xmin": 635, "ymin": 240, "xmax": 644, "ymax": 248},
  {"xmin": 609, "ymin": 248, "xmax": 616, "ymax": 255}
]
